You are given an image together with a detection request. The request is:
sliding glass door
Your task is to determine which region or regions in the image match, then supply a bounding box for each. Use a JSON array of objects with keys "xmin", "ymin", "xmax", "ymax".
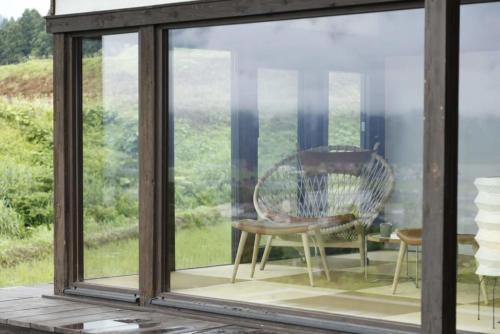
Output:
[{"xmin": 167, "ymin": 9, "xmax": 425, "ymax": 325}]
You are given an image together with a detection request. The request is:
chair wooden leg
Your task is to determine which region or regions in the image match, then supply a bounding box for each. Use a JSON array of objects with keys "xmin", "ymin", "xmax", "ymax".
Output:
[
  {"xmin": 231, "ymin": 231, "xmax": 248, "ymax": 283},
  {"xmin": 251, "ymin": 234, "xmax": 261, "ymax": 278},
  {"xmin": 472, "ymin": 242, "xmax": 489, "ymax": 305},
  {"xmin": 302, "ymin": 233, "xmax": 314, "ymax": 287},
  {"xmin": 392, "ymin": 241, "xmax": 407, "ymax": 295},
  {"xmin": 314, "ymin": 229, "xmax": 330, "ymax": 281},
  {"xmin": 260, "ymin": 236, "xmax": 274, "ymax": 271},
  {"xmin": 359, "ymin": 228, "xmax": 366, "ymax": 269}
]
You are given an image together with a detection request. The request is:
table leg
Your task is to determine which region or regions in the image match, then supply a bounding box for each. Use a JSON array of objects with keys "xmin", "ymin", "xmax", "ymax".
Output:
[
  {"xmin": 392, "ymin": 241, "xmax": 408, "ymax": 295},
  {"xmin": 406, "ymin": 246, "xmax": 409, "ymax": 277},
  {"xmin": 415, "ymin": 245, "xmax": 419, "ymax": 288},
  {"xmin": 364, "ymin": 235, "xmax": 368, "ymax": 280}
]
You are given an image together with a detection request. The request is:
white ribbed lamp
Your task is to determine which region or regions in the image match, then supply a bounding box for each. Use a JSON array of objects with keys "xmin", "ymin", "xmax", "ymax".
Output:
[{"xmin": 475, "ymin": 177, "xmax": 500, "ymax": 277}]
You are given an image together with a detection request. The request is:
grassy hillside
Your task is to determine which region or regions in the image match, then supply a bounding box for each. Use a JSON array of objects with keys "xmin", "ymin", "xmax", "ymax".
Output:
[
  {"xmin": 0, "ymin": 59, "xmax": 52, "ymax": 97},
  {"xmin": 0, "ymin": 59, "xmax": 54, "ymax": 286},
  {"xmin": 0, "ymin": 98, "xmax": 52, "ymax": 237}
]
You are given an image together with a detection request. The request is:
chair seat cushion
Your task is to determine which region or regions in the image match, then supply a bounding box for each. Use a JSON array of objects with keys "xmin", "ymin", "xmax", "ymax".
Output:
[{"xmin": 233, "ymin": 214, "xmax": 356, "ymax": 236}]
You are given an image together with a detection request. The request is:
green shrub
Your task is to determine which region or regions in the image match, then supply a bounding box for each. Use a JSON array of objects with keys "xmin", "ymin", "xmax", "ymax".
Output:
[
  {"xmin": 176, "ymin": 206, "xmax": 225, "ymax": 230},
  {"xmin": 0, "ymin": 98, "xmax": 52, "ymax": 148},
  {"xmin": 0, "ymin": 199, "xmax": 25, "ymax": 238},
  {"xmin": 0, "ymin": 158, "xmax": 52, "ymax": 230}
]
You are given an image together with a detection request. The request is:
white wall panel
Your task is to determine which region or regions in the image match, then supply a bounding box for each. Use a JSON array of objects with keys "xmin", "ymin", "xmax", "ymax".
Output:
[{"xmin": 55, "ymin": 0, "xmax": 196, "ymax": 15}]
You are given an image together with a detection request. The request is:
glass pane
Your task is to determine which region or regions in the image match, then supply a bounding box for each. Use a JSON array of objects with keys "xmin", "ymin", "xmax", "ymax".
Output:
[
  {"xmin": 171, "ymin": 48, "xmax": 232, "ymax": 270},
  {"xmin": 329, "ymin": 72, "xmax": 361, "ymax": 147},
  {"xmin": 169, "ymin": 10, "xmax": 424, "ymax": 326},
  {"xmin": 258, "ymin": 69, "xmax": 298, "ymax": 177},
  {"xmin": 457, "ymin": 3, "xmax": 500, "ymax": 332},
  {"xmin": 82, "ymin": 33, "xmax": 139, "ymax": 289}
]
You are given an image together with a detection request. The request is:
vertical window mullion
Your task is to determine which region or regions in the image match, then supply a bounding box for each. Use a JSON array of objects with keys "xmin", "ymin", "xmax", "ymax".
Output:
[
  {"xmin": 139, "ymin": 25, "xmax": 159, "ymax": 303},
  {"xmin": 422, "ymin": 0, "xmax": 460, "ymax": 333},
  {"xmin": 53, "ymin": 33, "xmax": 81, "ymax": 294}
]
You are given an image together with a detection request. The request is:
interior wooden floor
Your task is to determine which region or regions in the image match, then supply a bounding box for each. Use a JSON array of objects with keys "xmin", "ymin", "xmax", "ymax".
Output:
[{"xmin": 87, "ymin": 250, "xmax": 499, "ymax": 334}]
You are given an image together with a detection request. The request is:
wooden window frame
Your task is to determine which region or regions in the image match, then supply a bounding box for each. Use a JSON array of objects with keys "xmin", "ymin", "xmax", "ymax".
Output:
[
  {"xmin": 51, "ymin": 0, "xmax": 463, "ymax": 331},
  {"xmin": 55, "ymin": 28, "xmax": 142, "ymax": 300}
]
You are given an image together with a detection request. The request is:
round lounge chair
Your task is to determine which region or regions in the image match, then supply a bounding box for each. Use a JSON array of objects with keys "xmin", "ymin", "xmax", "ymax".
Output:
[{"xmin": 231, "ymin": 145, "xmax": 395, "ymax": 286}]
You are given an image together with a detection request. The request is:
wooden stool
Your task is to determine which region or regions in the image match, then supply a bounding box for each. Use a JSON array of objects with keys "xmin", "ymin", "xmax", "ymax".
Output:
[{"xmin": 391, "ymin": 229, "xmax": 488, "ymax": 305}]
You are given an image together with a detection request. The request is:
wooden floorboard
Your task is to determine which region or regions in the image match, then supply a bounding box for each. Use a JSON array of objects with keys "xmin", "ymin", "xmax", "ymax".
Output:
[
  {"xmin": 7, "ymin": 307, "xmax": 123, "ymax": 329},
  {"xmin": 0, "ymin": 298, "xmax": 73, "ymax": 312},
  {"xmin": 34, "ymin": 311, "xmax": 141, "ymax": 333},
  {"xmin": 0, "ymin": 286, "xmax": 309, "ymax": 334},
  {"xmin": 3, "ymin": 304, "xmax": 99, "ymax": 323}
]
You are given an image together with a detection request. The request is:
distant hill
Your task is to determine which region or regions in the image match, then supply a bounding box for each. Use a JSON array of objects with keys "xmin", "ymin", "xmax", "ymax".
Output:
[
  {"xmin": 0, "ymin": 59, "xmax": 53, "ymax": 98},
  {"xmin": 0, "ymin": 55, "xmax": 105, "ymax": 99}
]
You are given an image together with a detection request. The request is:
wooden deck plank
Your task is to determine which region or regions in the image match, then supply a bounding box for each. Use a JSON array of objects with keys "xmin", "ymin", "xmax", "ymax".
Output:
[
  {"xmin": 113, "ymin": 317, "xmax": 226, "ymax": 334},
  {"xmin": 49, "ymin": 311, "xmax": 139, "ymax": 334},
  {"xmin": 1, "ymin": 304, "xmax": 98, "ymax": 326},
  {"xmin": 0, "ymin": 293, "xmax": 48, "ymax": 303},
  {"xmin": 45, "ymin": 308, "xmax": 226, "ymax": 334},
  {"xmin": 8, "ymin": 306, "xmax": 123, "ymax": 329},
  {"xmin": 35, "ymin": 310, "xmax": 139, "ymax": 333},
  {"xmin": 0, "ymin": 323, "xmax": 49, "ymax": 334},
  {"xmin": 0, "ymin": 298, "xmax": 74, "ymax": 312},
  {"xmin": 78, "ymin": 319, "xmax": 226, "ymax": 334},
  {"xmin": 0, "ymin": 285, "xmax": 52, "ymax": 297},
  {"xmin": 194, "ymin": 326, "xmax": 278, "ymax": 334},
  {"xmin": 0, "ymin": 295, "xmax": 34, "ymax": 303}
]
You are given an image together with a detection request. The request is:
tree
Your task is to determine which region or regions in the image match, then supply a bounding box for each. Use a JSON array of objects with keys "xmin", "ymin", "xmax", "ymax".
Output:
[
  {"xmin": 32, "ymin": 30, "xmax": 52, "ymax": 58},
  {"xmin": 0, "ymin": 9, "xmax": 52, "ymax": 65},
  {"xmin": 0, "ymin": 19, "xmax": 25, "ymax": 64}
]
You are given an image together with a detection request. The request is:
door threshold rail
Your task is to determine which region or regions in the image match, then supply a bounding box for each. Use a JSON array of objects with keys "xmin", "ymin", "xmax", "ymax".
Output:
[{"xmin": 64, "ymin": 286, "xmax": 139, "ymax": 303}]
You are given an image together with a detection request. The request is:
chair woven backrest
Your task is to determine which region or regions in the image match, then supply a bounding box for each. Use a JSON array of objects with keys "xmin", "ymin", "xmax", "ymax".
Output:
[{"xmin": 253, "ymin": 145, "xmax": 395, "ymax": 231}]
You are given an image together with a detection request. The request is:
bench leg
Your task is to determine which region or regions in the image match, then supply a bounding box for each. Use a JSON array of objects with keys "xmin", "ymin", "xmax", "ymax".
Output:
[
  {"xmin": 314, "ymin": 229, "xmax": 330, "ymax": 281},
  {"xmin": 251, "ymin": 234, "xmax": 261, "ymax": 278},
  {"xmin": 302, "ymin": 233, "xmax": 314, "ymax": 287},
  {"xmin": 392, "ymin": 241, "xmax": 407, "ymax": 295},
  {"xmin": 260, "ymin": 236, "xmax": 274, "ymax": 271},
  {"xmin": 231, "ymin": 231, "xmax": 248, "ymax": 283}
]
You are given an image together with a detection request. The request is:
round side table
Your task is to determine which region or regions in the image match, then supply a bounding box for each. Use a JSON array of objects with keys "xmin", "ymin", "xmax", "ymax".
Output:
[{"xmin": 365, "ymin": 232, "xmax": 416, "ymax": 284}]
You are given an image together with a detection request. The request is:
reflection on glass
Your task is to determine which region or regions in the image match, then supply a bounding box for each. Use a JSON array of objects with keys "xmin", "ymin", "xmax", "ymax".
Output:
[
  {"xmin": 169, "ymin": 10, "xmax": 424, "ymax": 325},
  {"xmin": 329, "ymin": 72, "xmax": 361, "ymax": 147},
  {"xmin": 82, "ymin": 33, "xmax": 139, "ymax": 288},
  {"xmin": 458, "ymin": 3, "xmax": 500, "ymax": 333}
]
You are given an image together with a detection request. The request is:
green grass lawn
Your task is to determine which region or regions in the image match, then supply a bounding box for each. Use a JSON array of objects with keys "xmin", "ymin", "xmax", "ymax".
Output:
[{"xmin": 0, "ymin": 222, "xmax": 231, "ymax": 287}]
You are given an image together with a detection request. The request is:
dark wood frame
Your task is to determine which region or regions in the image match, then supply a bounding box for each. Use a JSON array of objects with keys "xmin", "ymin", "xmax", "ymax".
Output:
[
  {"xmin": 54, "ymin": 28, "xmax": 142, "ymax": 299},
  {"xmin": 46, "ymin": 0, "xmax": 423, "ymax": 33},
  {"xmin": 54, "ymin": 33, "xmax": 77, "ymax": 295},
  {"xmin": 51, "ymin": 0, "xmax": 465, "ymax": 332},
  {"xmin": 422, "ymin": 0, "xmax": 460, "ymax": 332}
]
